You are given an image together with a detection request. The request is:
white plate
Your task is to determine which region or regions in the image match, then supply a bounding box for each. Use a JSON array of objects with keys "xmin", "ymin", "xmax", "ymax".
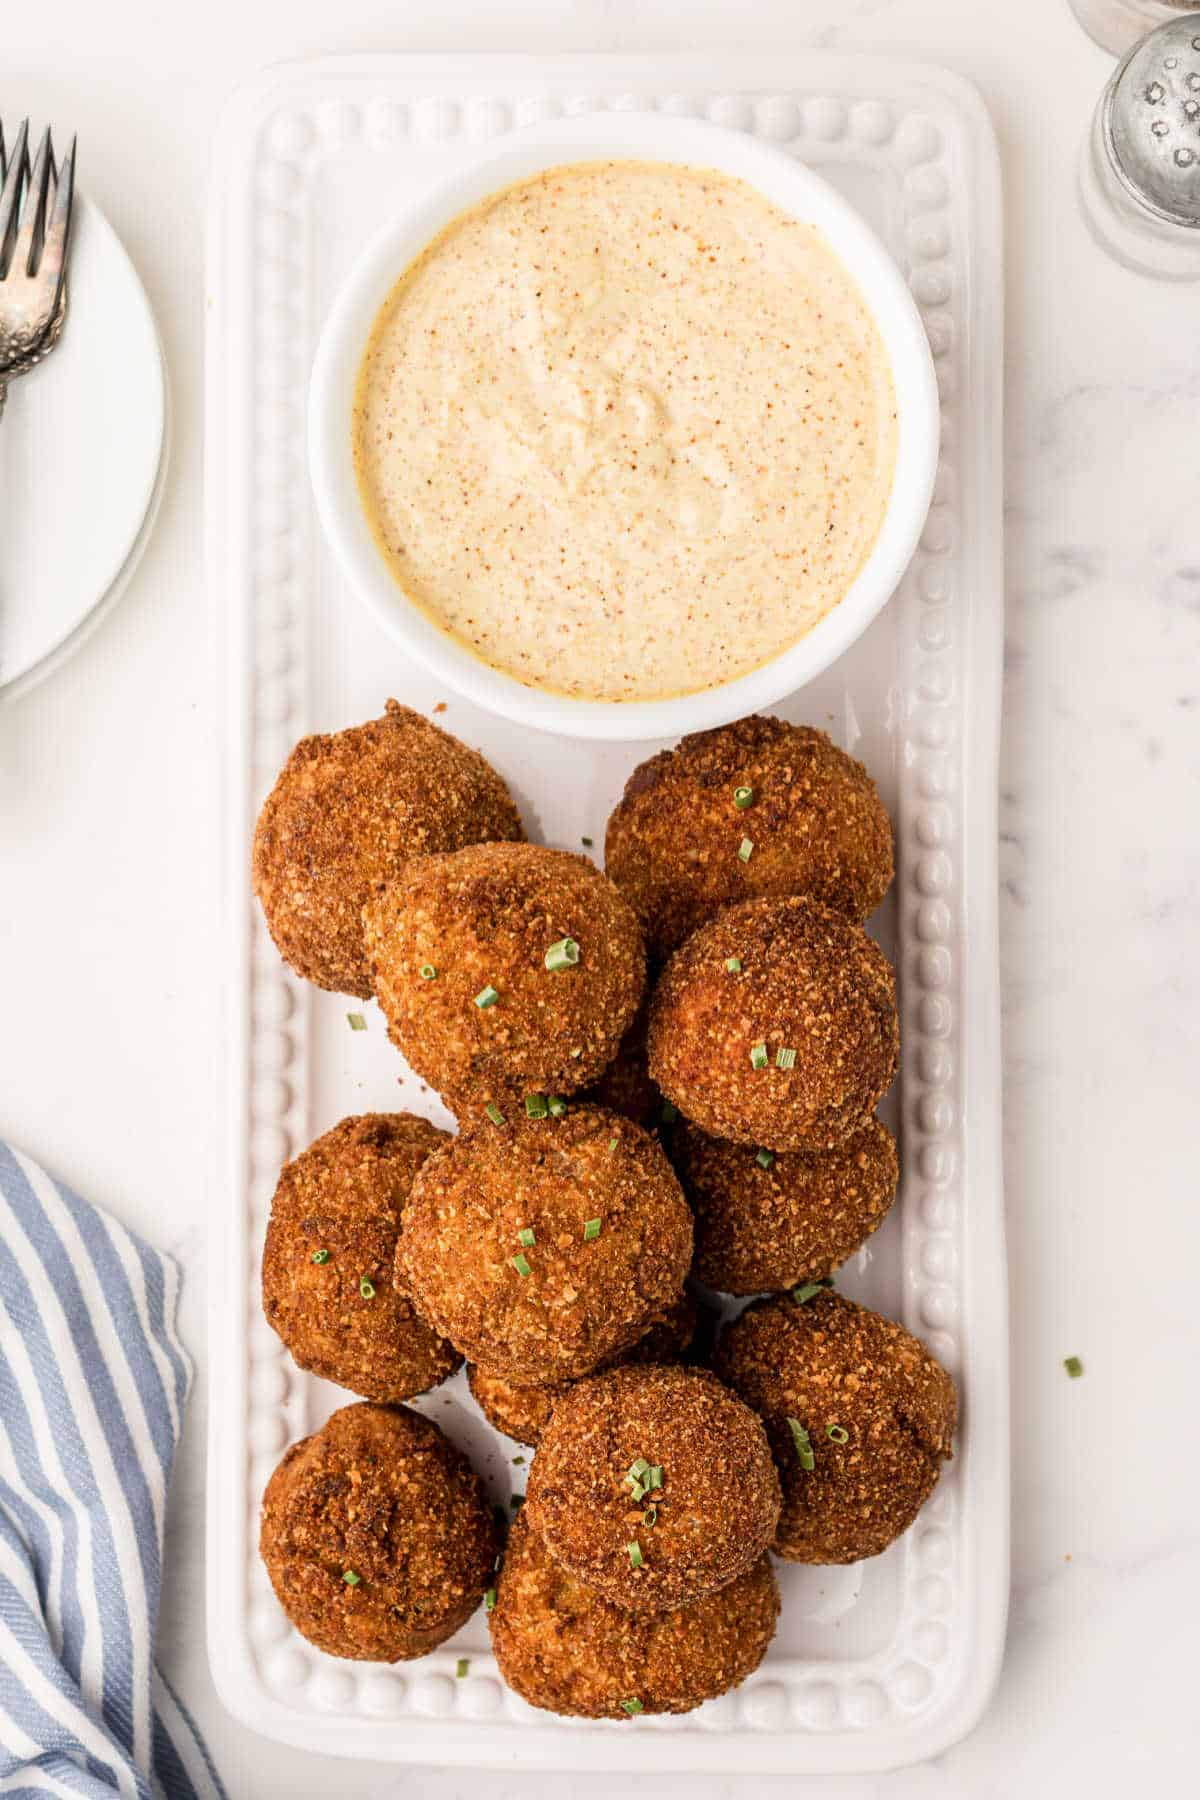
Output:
[
  {"xmin": 207, "ymin": 53, "xmax": 1006, "ymax": 1776},
  {"xmin": 0, "ymin": 192, "xmax": 167, "ymax": 699}
]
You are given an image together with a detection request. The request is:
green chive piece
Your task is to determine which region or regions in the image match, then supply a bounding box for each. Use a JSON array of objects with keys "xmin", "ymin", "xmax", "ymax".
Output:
[
  {"xmin": 642, "ymin": 1506, "xmax": 658, "ymax": 1528},
  {"xmin": 346, "ymin": 1012, "xmax": 367, "ymax": 1031},
  {"xmin": 342, "ymin": 1569, "xmax": 361, "ymax": 1586},
  {"xmin": 734, "ymin": 786, "xmax": 755, "ymax": 809},
  {"xmin": 484, "ymin": 1587, "xmax": 496, "ymax": 1611},
  {"xmin": 419, "ymin": 964, "xmax": 437, "ymax": 980},
  {"xmin": 756, "ymin": 1149, "xmax": 775, "ymax": 1170},
  {"xmin": 627, "ymin": 1541, "xmax": 644, "ymax": 1569},
  {"xmin": 583, "ymin": 1217, "xmax": 602, "ymax": 1241},
  {"xmin": 788, "ymin": 1417, "xmax": 815, "ymax": 1471},
  {"xmin": 545, "ymin": 937, "xmax": 581, "ymax": 972},
  {"xmin": 525, "ymin": 1094, "xmax": 549, "ymax": 1119},
  {"xmin": 776, "ymin": 1045, "xmax": 797, "ymax": 1070},
  {"xmin": 475, "ymin": 984, "xmax": 500, "ymax": 1009},
  {"xmin": 581, "ymin": 836, "xmax": 594, "ymax": 847},
  {"xmin": 359, "ymin": 1276, "xmax": 376, "ymax": 1299},
  {"xmin": 517, "ymin": 1227, "xmax": 536, "ymax": 1248},
  {"xmin": 645, "ymin": 1465, "xmax": 663, "ymax": 1491},
  {"xmin": 827, "ymin": 1424, "xmax": 850, "ymax": 1444},
  {"xmin": 725, "ymin": 956, "xmax": 742, "ymax": 973},
  {"xmin": 621, "ymin": 1698, "xmax": 643, "ymax": 1716},
  {"xmin": 628, "ymin": 1458, "xmax": 650, "ymax": 1480},
  {"xmin": 456, "ymin": 1658, "xmax": 469, "ymax": 1679},
  {"xmin": 609, "ymin": 1137, "xmax": 619, "ymax": 1152},
  {"xmin": 1064, "ymin": 1355, "xmax": 1084, "ymax": 1378},
  {"xmin": 659, "ymin": 1099, "xmax": 679, "ymax": 1126},
  {"xmin": 794, "ymin": 1279, "xmax": 831, "ymax": 1305},
  {"xmin": 569, "ymin": 1047, "xmax": 582, "ymax": 1058},
  {"xmin": 750, "ymin": 1042, "xmax": 768, "ymax": 1069},
  {"xmin": 738, "ymin": 837, "xmax": 754, "ymax": 863},
  {"xmin": 512, "ymin": 1454, "xmax": 525, "ymax": 1466},
  {"xmin": 311, "ymin": 1249, "xmax": 330, "ymax": 1265},
  {"xmin": 485, "ymin": 1102, "xmax": 506, "ymax": 1126},
  {"xmin": 548, "ymin": 1095, "xmax": 568, "ymax": 1117},
  {"xmin": 511, "ymin": 1253, "xmax": 531, "ymax": 1277}
]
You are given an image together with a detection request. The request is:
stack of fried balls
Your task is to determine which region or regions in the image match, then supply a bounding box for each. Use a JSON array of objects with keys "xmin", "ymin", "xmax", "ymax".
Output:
[{"xmin": 253, "ymin": 703, "xmax": 957, "ymax": 1721}]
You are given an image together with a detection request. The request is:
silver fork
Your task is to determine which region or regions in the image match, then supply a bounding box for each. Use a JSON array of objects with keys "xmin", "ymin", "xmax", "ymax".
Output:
[{"xmin": 0, "ymin": 119, "xmax": 76, "ymax": 419}]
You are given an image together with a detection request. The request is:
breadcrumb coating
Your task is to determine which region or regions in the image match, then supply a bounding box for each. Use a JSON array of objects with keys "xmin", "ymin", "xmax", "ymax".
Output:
[
  {"xmin": 259, "ymin": 1402, "xmax": 497, "ymax": 1659},
  {"xmin": 525, "ymin": 1364, "xmax": 780, "ymax": 1612},
  {"xmin": 491, "ymin": 1511, "xmax": 779, "ymax": 1718},
  {"xmin": 261, "ymin": 1113, "xmax": 461, "ymax": 1402},
  {"xmin": 648, "ymin": 896, "xmax": 899, "ymax": 1151},
  {"xmin": 714, "ymin": 1291, "xmax": 956, "ymax": 1564},
  {"xmin": 252, "ymin": 700, "xmax": 523, "ymax": 997},
  {"xmin": 605, "ymin": 716, "xmax": 893, "ymax": 959}
]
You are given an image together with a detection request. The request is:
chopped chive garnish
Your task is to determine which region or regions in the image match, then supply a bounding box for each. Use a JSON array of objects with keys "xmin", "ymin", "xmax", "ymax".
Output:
[
  {"xmin": 627, "ymin": 1457, "xmax": 650, "ymax": 1481},
  {"xmin": 512, "ymin": 1454, "xmax": 525, "ymax": 1465},
  {"xmin": 545, "ymin": 937, "xmax": 581, "ymax": 972},
  {"xmin": 624, "ymin": 1459, "xmax": 663, "ymax": 1503},
  {"xmin": 582, "ymin": 836, "xmax": 594, "ymax": 847},
  {"xmin": 734, "ymin": 786, "xmax": 755, "ymax": 809},
  {"xmin": 548, "ymin": 1095, "xmax": 568, "ymax": 1116},
  {"xmin": 827, "ymin": 1424, "xmax": 849, "ymax": 1443},
  {"xmin": 1064, "ymin": 1355, "xmax": 1084, "ymax": 1378},
  {"xmin": 627, "ymin": 1541, "xmax": 644, "ymax": 1569},
  {"xmin": 311, "ymin": 1249, "xmax": 330, "ymax": 1265},
  {"xmin": 525, "ymin": 1094, "xmax": 549, "ymax": 1119},
  {"xmin": 419, "ymin": 964, "xmax": 437, "ymax": 980},
  {"xmin": 660, "ymin": 1099, "xmax": 679, "ymax": 1126},
  {"xmin": 756, "ymin": 1148, "xmax": 775, "ymax": 1169},
  {"xmin": 475, "ymin": 984, "xmax": 500, "ymax": 1009},
  {"xmin": 484, "ymin": 1587, "xmax": 496, "ymax": 1611},
  {"xmin": 517, "ymin": 1227, "xmax": 536, "ymax": 1248},
  {"xmin": 788, "ymin": 1417, "xmax": 815, "ymax": 1470},
  {"xmin": 359, "ymin": 1276, "xmax": 376, "ymax": 1299},
  {"xmin": 583, "ymin": 1217, "xmax": 602, "ymax": 1241},
  {"xmin": 569, "ymin": 1046, "xmax": 582, "ymax": 1058},
  {"xmin": 346, "ymin": 1012, "xmax": 367, "ymax": 1031},
  {"xmin": 775, "ymin": 1046, "xmax": 797, "ymax": 1070},
  {"xmin": 642, "ymin": 1506, "xmax": 658, "ymax": 1527},
  {"xmin": 725, "ymin": 957, "xmax": 742, "ymax": 973},
  {"xmin": 609, "ymin": 1137, "xmax": 619, "ymax": 1152},
  {"xmin": 645, "ymin": 1465, "xmax": 663, "ymax": 1491},
  {"xmin": 456, "ymin": 1658, "xmax": 469, "ymax": 1678},
  {"xmin": 511, "ymin": 1253, "xmax": 531, "ymax": 1277},
  {"xmin": 485, "ymin": 1102, "xmax": 506, "ymax": 1126},
  {"xmin": 737, "ymin": 837, "xmax": 754, "ymax": 863},
  {"xmin": 750, "ymin": 1042, "xmax": 768, "ymax": 1069},
  {"xmin": 621, "ymin": 1697, "xmax": 643, "ymax": 1716},
  {"xmin": 794, "ymin": 1279, "xmax": 832, "ymax": 1304},
  {"xmin": 342, "ymin": 1569, "xmax": 361, "ymax": 1586}
]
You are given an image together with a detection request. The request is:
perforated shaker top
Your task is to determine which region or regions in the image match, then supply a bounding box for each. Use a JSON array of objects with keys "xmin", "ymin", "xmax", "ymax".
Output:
[{"xmin": 1106, "ymin": 13, "xmax": 1200, "ymax": 225}]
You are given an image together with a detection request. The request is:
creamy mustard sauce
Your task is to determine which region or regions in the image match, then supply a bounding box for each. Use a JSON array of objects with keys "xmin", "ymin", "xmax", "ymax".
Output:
[{"xmin": 353, "ymin": 161, "xmax": 897, "ymax": 703}]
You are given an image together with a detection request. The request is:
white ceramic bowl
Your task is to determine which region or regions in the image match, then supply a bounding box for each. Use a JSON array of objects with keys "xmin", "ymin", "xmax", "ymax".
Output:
[{"xmin": 309, "ymin": 113, "xmax": 939, "ymax": 742}]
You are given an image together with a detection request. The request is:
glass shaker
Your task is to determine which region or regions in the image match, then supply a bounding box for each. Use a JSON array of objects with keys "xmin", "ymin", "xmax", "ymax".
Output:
[
  {"xmin": 1070, "ymin": 0, "xmax": 1200, "ymax": 56},
  {"xmin": 1079, "ymin": 11, "xmax": 1200, "ymax": 275}
]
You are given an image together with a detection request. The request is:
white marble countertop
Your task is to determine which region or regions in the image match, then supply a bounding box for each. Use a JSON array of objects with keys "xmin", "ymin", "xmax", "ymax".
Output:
[{"xmin": 2, "ymin": 0, "xmax": 1197, "ymax": 1794}]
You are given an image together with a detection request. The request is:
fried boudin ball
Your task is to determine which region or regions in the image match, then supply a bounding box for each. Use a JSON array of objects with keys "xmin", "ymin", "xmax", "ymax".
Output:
[
  {"xmin": 676, "ymin": 1117, "xmax": 899, "ymax": 1295},
  {"xmin": 261, "ymin": 1113, "xmax": 461, "ymax": 1402},
  {"xmin": 398, "ymin": 1109, "xmax": 692, "ymax": 1383},
  {"xmin": 525, "ymin": 1364, "xmax": 780, "ymax": 1612},
  {"xmin": 714, "ymin": 1291, "xmax": 956, "ymax": 1564},
  {"xmin": 252, "ymin": 700, "xmax": 523, "ymax": 997},
  {"xmin": 259, "ymin": 1402, "xmax": 497, "ymax": 1660},
  {"xmin": 363, "ymin": 842, "xmax": 645, "ymax": 1120},
  {"xmin": 605, "ymin": 716, "xmax": 893, "ymax": 960},
  {"xmin": 466, "ymin": 1288, "xmax": 702, "ymax": 1446},
  {"xmin": 648, "ymin": 897, "xmax": 899, "ymax": 1152},
  {"xmin": 491, "ymin": 1511, "xmax": 779, "ymax": 1719}
]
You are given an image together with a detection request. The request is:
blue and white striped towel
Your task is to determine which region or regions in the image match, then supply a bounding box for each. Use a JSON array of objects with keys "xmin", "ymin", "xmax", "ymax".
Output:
[{"xmin": 0, "ymin": 1142, "xmax": 226, "ymax": 1799}]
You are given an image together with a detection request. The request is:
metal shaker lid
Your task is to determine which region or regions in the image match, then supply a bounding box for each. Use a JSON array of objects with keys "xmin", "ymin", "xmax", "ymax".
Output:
[{"xmin": 1104, "ymin": 12, "xmax": 1200, "ymax": 226}]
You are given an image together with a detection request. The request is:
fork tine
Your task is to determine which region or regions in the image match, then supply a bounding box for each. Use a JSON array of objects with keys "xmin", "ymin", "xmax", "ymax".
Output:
[
  {"xmin": 12, "ymin": 126, "xmax": 53, "ymax": 277},
  {"xmin": 38, "ymin": 134, "xmax": 75, "ymax": 296},
  {"xmin": 0, "ymin": 117, "xmax": 29, "ymax": 275}
]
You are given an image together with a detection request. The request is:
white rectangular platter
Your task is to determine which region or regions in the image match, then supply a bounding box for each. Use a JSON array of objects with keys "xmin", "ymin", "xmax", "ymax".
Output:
[{"xmin": 206, "ymin": 51, "xmax": 1006, "ymax": 1776}]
